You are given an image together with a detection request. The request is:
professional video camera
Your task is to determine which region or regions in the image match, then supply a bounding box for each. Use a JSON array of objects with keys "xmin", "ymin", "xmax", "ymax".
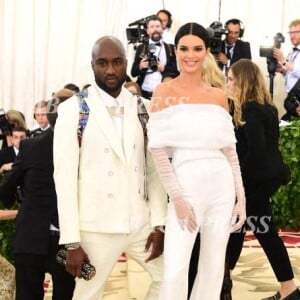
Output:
[
  {"xmin": 259, "ymin": 33, "xmax": 285, "ymax": 96},
  {"xmin": 126, "ymin": 14, "xmax": 155, "ymax": 45},
  {"xmin": 206, "ymin": 21, "xmax": 229, "ymax": 54},
  {"xmin": 0, "ymin": 109, "xmax": 14, "ymax": 136}
]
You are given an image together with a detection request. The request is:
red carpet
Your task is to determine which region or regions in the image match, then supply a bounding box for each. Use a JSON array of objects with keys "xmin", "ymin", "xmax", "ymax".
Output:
[{"xmin": 244, "ymin": 230, "xmax": 300, "ymax": 248}]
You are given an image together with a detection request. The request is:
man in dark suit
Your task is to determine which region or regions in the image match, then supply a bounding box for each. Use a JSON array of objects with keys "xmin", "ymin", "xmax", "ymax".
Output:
[
  {"xmin": 131, "ymin": 16, "xmax": 178, "ymax": 99},
  {"xmin": 29, "ymin": 100, "xmax": 51, "ymax": 137},
  {"xmin": 216, "ymin": 18, "xmax": 252, "ymax": 75},
  {"xmin": 0, "ymin": 99, "xmax": 75, "ymax": 300},
  {"xmin": 0, "ymin": 127, "xmax": 27, "ymax": 173}
]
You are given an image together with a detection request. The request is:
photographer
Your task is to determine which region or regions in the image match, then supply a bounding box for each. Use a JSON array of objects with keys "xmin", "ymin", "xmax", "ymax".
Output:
[
  {"xmin": 0, "ymin": 127, "xmax": 27, "ymax": 174},
  {"xmin": 131, "ymin": 16, "xmax": 178, "ymax": 99},
  {"xmin": 274, "ymin": 19, "xmax": 300, "ymax": 120},
  {"xmin": 0, "ymin": 109, "xmax": 28, "ymax": 149},
  {"xmin": 215, "ymin": 19, "xmax": 252, "ymax": 75}
]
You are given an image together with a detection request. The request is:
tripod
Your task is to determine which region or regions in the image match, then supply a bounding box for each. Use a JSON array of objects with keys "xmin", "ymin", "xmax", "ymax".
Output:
[{"xmin": 267, "ymin": 57, "xmax": 278, "ymax": 98}]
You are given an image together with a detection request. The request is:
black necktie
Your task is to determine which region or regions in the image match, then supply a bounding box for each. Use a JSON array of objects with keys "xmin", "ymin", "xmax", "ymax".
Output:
[
  {"xmin": 293, "ymin": 47, "xmax": 299, "ymax": 52},
  {"xmin": 226, "ymin": 45, "xmax": 233, "ymax": 59},
  {"xmin": 155, "ymin": 42, "xmax": 161, "ymax": 46}
]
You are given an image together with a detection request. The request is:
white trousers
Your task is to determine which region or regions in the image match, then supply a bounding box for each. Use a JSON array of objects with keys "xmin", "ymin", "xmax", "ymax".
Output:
[
  {"xmin": 72, "ymin": 224, "xmax": 163, "ymax": 300},
  {"xmin": 159, "ymin": 157, "xmax": 235, "ymax": 300}
]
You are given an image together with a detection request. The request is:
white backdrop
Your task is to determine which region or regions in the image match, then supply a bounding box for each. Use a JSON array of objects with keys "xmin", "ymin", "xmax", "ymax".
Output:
[{"xmin": 1, "ymin": 0, "xmax": 300, "ymax": 126}]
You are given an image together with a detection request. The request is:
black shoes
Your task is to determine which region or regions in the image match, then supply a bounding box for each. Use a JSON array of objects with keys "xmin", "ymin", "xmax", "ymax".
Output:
[
  {"xmin": 262, "ymin": 292, "xmax": 280, "ymax": 300},
  {"xmin": 262, "ymin": 288, "xmax": 300, "ymax": 300}
]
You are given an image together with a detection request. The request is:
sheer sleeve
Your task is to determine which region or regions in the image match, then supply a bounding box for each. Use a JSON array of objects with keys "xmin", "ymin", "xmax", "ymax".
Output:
[
  {"xmin": 221, "ymin": 145, "xmax": 246, "ymax": 231},
  {"xmin": 150, "ymin": 147, "xmax": 197, "ymax": 232}
]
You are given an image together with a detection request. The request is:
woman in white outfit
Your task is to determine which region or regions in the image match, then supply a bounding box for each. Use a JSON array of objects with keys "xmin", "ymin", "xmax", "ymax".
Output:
[{"xmin": 147, "ymin": 23, "xmax": 246, "ymax": 300}]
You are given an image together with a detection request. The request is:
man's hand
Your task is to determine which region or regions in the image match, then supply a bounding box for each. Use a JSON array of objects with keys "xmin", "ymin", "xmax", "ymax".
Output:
[
  {"xmin": 66, "ymin": 247, "xmax": 89, "ymax": 278},
  {"xmin": 144, "ymin": 228, "xmax": 164, "ymax": 262},
  {"xmin": 157, "ymin": 63, "xmax": 165, "ymax": 73},
  {"xmin": 0, "ymin": 162, "xmax": 13, "ymax": 173},
  {"xmin": 273, "ymin": 48, "xmax": 285, "ymax": 63},
  {"xmin": 140, "ymin": 58, "xmax": 149, "ymax": 70},
  {"xmin": 216, "ymin": 52, "xmax": 229, "ymax": 65},
  {"xmin": 276, "ymin": 63, "xmax": 285, "ymax": 74}
]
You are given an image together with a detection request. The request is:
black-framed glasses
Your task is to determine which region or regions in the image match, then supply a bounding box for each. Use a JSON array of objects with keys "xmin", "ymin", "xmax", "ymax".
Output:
[{"xmin": 288, "ymin": 31, "xmax": 300, "ymax": 35}]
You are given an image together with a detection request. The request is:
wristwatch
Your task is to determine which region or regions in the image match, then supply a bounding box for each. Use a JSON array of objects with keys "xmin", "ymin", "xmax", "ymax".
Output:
[
  {"xmin": 65, "ymin": 242, "xmax": 80, "ymax": 250},
  {"xmin": 155, "ymin": 226, "xmax": 165, "ymax": 233}
]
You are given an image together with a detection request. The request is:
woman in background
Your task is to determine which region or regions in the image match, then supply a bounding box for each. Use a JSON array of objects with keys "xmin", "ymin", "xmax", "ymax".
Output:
[{"xmin": 226, "ymin": 59, "xmax": 300, "ymax": 300}]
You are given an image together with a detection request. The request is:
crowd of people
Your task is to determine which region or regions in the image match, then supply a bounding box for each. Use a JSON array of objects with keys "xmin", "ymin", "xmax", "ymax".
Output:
[{"xmin": 0, "ymin": 8, "xmax": 300, "ymax": 300}]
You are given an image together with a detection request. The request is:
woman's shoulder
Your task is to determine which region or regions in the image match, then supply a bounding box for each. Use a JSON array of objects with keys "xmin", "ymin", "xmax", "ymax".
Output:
[
  {"xmin": 151, "ymin": 82, "xmax": 228, "ymax": 111},
  {"xmin": 243, "ymin": 100, "xmax": 271, "ymax": 112},
  {"xmin": 243, "ymin": 101, "xmax": 278, "ymax": 120},
  {"xmin": 205, "ymin": 86, "xmax": 228, "ymax": 110},
  {"xmin": 151, "ymin": 81, "xmax": 176, "ymax": 112},
  {"xmin": 153, "ymin": 81, "xmax": 174, "ymax": 97}
]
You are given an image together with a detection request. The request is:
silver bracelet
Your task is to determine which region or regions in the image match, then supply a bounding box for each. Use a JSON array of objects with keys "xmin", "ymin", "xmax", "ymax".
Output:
[
  {"xmin": 65, "ymin": 242, "xmax": 80, "ymax": 250},
  {"xmin": 155, "ymin": 226, "xmax": 165, "ymax": 233}
]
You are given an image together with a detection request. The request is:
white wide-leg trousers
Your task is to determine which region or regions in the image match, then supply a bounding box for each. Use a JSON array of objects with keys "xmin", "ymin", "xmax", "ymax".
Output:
[{"xmin": 159, "ymin": 157, "xmax": 235, "ymax": 300}]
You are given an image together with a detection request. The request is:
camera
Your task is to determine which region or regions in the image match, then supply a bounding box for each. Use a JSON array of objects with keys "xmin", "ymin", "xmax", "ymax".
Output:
[
  {"xmin": 126, "ymin": 14, "xmax": 156, "ymax": 45},
  {"xmin": 260, "ymin": 33, "xmax": 285, "ymax": 96},
  {"xmin": 126, "ymin": 27, "xmax": 148, "ymax": 44},
  {"xmin": 260, "ymin": 33, "xmax": 285, "ymax": 77},
  {"xmin": 143, "ymin": 44, "xmax": 158, "ymax": 71},
  {"xmin": 259, "ymin": 33, "xmax": 285, "ymax": 58},
  {"xmin": 206, "ymin": 21, "xmax": 229, "ymax": 54},
  {"xmin": 56, "ymin": 248, "xmax": 96, "ymax": 281},
  {"xmin": 0, "ymin": 109, "xmax": 14, "ymax": 136}
]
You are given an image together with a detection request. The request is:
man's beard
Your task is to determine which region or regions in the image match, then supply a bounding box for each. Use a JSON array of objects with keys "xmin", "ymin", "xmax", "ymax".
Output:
[
  {"xmin": 151, "ymin": 32, "xmax": 162, "ymax": 42},
  {"xmin": 95, "ymin": 76, "xmax": 125, "ymax": 96}
]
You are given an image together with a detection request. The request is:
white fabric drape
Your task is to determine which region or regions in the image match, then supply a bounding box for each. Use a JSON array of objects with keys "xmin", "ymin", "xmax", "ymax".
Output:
[{"xmin": 0, "ymin": 0, "xmax": 300, "ymax": 127}]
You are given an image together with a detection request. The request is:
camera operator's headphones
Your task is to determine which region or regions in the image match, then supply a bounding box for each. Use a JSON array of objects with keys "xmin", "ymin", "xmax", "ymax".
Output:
[
  {"xmin": 225, "ymin": 18, "xmax": 245, "ymax": 38},
  {"xmin": 157, "ymin": 9, "xmax": 173, "ymax": 28}
]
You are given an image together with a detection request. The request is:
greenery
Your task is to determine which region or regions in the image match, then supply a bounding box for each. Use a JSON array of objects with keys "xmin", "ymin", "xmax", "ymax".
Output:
[
  {"xmin": 0, "ymin": 172, "xmax": 16, "ymax": 263},
  {"xmin": 271, "ymin": 117, "xmax": 300, "ymax": 230},
  {"xmin": 0, "ymin": 205, "xmax": 16, "ymax": 263}
]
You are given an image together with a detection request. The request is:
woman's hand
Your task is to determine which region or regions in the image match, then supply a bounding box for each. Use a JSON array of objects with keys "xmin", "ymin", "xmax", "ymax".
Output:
[
  {"xmin": 231, "ymin": 199, "xmax": 246, "ymax": 232},
  {"xmin": 173, "ymin": 196, "xmax": 198, "ymax": 232}
]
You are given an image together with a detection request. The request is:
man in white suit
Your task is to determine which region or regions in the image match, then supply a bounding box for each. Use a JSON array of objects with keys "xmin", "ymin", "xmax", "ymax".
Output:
[{"xmin": 53, "ymin": 36, "xmax": 168, "ymax": 299}]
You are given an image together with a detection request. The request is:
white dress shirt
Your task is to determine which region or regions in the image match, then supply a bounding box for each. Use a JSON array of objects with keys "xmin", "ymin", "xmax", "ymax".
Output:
[
  {"xmin": 96, "ymin": 86, "xmax": 124, "ymax": 147},
  {"xmin": 141, "ymin": 39, "xmax": 167, "ymax": 93},
  {"xmin": 285, "ymin": 45, "xmax": 300, "ymax": 93}
]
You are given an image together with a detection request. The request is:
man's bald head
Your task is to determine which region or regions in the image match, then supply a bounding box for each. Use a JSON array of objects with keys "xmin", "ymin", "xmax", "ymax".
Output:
[
  {"xmin": 91, "ymin": 36, "xmax": 127, "ymax": 98},
  {"xmin": 91, "ymin": 36, "xmax": 126, "ymax": 60}
]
